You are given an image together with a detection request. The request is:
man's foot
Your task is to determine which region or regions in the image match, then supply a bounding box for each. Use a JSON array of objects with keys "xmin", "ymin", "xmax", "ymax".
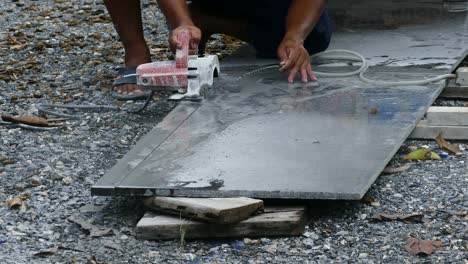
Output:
[
  {"xmin": 111, "ymin": 66, "xmax": 152, "ymax": 100},
  {"xmin": 113, "ymin": 45, "xmax": 150, "ymax": 97}
]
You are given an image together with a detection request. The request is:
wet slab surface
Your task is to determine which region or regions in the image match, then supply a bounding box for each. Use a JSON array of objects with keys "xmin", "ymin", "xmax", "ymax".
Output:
[{"xmin": 92, "ymin": 13, "xmax": 466, "ymax": 199}]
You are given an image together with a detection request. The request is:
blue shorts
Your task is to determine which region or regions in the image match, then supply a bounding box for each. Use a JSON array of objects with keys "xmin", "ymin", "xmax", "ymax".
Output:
[{"xmin": 192, "ymin": 0, "xmax": 332, "ymax": 58}]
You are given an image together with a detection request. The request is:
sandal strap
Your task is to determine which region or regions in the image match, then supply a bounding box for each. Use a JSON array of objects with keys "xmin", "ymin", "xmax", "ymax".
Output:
[
  {"xmin": 116, "ymin": 66, "xmax": 138, "ymax": 76},
  {"xmin": 113, "ymin": 66, "xmax": 138, "ymax": 87}
]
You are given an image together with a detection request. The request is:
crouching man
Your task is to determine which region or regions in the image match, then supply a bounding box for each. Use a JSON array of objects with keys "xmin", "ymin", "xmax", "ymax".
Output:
[{"xmin": 104, "ymin": 0, "xmax": 332, "ymax": 99}]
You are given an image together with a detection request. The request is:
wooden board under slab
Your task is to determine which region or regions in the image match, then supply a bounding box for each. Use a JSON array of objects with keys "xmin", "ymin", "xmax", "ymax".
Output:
[
  {"xmin": 424, "ymin": 107, "xmax": 468, "ymax": 127},
  {"xmin": 408, "ymin": 121, "xmax": 468, "ymax": 140},
  {"xmin": 409, "ymin": 107, "xmax": 468, "ymax": 140},
  {"xmin": 144, "ymin": 197, "xmax": 264, "ymax": 224},
  {"xmin": 439, "ymin": 81, "xmax": 468, "ymax": 99},
  {"xmin": 136, "ymin": 206, "xmax": 306, "ymax": 240}
]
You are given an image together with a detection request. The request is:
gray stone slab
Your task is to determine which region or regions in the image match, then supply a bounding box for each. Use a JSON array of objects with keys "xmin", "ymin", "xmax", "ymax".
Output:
[
  {"xmin": 92, "ymin": 12, "xmax": 466, "ymax": 199},
  {"xmin": 112, "ymin": 68, "xmax": 448, "ymax": 199}
]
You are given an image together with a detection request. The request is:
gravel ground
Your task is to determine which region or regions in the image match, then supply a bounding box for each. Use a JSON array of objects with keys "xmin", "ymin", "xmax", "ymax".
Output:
[{"xmin": 1, "ymin": 1, "xmax": 467, "ymax": 263}]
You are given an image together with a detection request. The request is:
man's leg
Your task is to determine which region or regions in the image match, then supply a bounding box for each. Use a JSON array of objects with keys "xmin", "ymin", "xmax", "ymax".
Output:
[
  {"xmin": 188, "ymin": 2, "xmax": 250, "ymax": 53},
  {"xmin": 189, "ymin": 1, "xmax": 331, "ymax": 58},
  {"xmin": 103, "ymin": 0, "xmax": 150, "ymax": 95}
]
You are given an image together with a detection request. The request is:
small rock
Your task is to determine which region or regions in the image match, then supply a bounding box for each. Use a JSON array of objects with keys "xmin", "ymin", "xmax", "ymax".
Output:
[
  {"xmin": 183, "ymin": 253, "xmax": 196, "ymax": 261},
  {"xmin": 14, "ymin": 183, "xmax": 25, "ymax": 191},
  {"xmin": 407, "ymin": 145, "xmax": 418, "ymax": 151},
  {"xmin": 62, "ymin": 176, "xmax": 73, "ymax": 185},
  {"xmin": 103, "ymin": 240, "xmax": 122, "ymax": 251},
  {"xmin": 232, "ymin": 241, "xmax": 245, "ymax": 250},
  {"xmin": 29, "ymin": 177, "xmax": 42, "ymax": 187},
  {"xmin": 55, "ymin": 161, "xmax": 65, "ymax": 169},
  {"xmin": 209, "ymin": 246, "xmax": 220, "ymax": 252},
  {"xmin": 303, "ymin": 231, "xmax": 319, "ymax": 240},
  {"xmin": 147, "ymin": 251, "xmax": 159, "ymax": 258},
  {"xmin": 263, "ymin": 244, "xmax": 277, "ymax": 254},
  {"xmin": 336, "ymin": 231, "xmax": 349, "ymax": 236},
  {"xmin": 303, "ymin": 238, "xmax": 314, "ymax": 249},
  {"xmin": 244, "ymin": 238, "xmax": 260, "ymax": 244},
  {"xmin": 380, "ymin": 245, "xmax": 391, "ymax": 250},
  {"xmin": 221, "ymin": 243, "xmax": 230, "ymax": 249},
  {"xmin": 8, "ymin": 229, "xmax": 27, "ymax": 236}
]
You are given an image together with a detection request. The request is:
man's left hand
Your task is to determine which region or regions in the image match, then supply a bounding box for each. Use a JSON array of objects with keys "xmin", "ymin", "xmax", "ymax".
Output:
[{"xmin": 277, "ymin": 37, "xmax": 317, "ymax": 83}]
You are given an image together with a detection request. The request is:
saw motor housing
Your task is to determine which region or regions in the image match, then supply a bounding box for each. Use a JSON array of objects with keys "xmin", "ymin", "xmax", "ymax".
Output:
[{"xmin": 136, "ymin": 31, "xmax": 220, "ymax": 100}]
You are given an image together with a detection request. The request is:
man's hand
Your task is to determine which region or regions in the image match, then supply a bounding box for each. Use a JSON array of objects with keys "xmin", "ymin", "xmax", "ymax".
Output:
[
  {"xmin": 278, "ymin": 37, "xmax": 317, "ymax": 83},
  {"xmin": 169, "ymin": 25, "xmax": 201, "ymax": 55}
]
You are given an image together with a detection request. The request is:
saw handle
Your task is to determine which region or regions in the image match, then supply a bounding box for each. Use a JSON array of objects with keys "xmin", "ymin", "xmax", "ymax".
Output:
[{"xmin": 175, "ymin": 30, "xmax": 190, "ymax": 69}]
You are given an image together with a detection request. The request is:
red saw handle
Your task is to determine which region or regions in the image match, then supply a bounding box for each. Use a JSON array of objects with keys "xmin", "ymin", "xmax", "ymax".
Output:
[{"xmin": 175, "ymin": 30, "xmax": 190, "ymax": 69}]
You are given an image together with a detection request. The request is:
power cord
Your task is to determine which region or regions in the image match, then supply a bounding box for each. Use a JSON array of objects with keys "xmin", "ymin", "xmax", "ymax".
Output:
[
  {"xmin": 310, "ymin": 49, "xmax": 456, "ymax": 85},
  {"xmin": 35, "ymin": 90, "xmax": 155, "ymax": 119}
]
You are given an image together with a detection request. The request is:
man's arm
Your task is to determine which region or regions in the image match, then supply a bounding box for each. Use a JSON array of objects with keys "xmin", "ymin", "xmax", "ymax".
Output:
[
  {"xmin": 157, "ymin": 0, "xmax": 201, "ymax": 54},
  {"xmin": 278, "ymin": 0, "xmax": 325, "ymax": 83}
]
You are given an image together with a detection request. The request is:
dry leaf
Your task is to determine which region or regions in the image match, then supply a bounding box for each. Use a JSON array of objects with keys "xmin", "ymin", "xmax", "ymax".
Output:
[
  {"xmin": 10, "ymin": 44, "xmax": 27, "ymax": 51},
  {"xmin": 435, "ymin": 132, "xmax": 461, "ymax": 155},
  {"xmin": 0, "ymin": 157, "xmax": 15, "ymax": 165},
  {"xmin": 30, "ymin": 179, "xmax": 42, "ymax": 187},
  {"xmin": 371, "ymin": 213, "xmax": 424, "ymax": 223},
  {"xmin": 405, "ymin": 237, "xmax": 442, "ymax": 256},
  {"xmin": 8, "ymin": 33, "xmax": 24, "ymax": 45},
  {"xmin": 382, "ymin": 163, "xmax": 411, "ymax": 174},
  {"xmin": 20, "ymin": 192, "xmax": 31, "ymax": 200},
  {"xmin": 33, "ymin": 247, "xmax": 58, "ymax": 257},
  {"xmin": 404, "ymin": 149, "xmax": 441, "ymax": 160},
  {"xmin": 6, "ymin": 197, "xmax": 22, "ymax": 209},
  {"xmin": 1, "ymin": 115, "xmax": 49, "ymax": 127}
]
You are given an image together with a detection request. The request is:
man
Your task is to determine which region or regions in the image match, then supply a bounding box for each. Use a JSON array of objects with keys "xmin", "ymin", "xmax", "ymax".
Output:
[{"xmin": 104, "ymin": 0, "xmax": 332, "ymax": 99}]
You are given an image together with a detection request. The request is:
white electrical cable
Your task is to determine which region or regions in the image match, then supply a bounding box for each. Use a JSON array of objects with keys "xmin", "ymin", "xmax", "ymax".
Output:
[
  {"xmin": 310, "ymin": 49, "xmax": 368, "ymax": 77},
  {"xmin": 310, "ymin": 49, "xmax": 456, "ymax": 86}
]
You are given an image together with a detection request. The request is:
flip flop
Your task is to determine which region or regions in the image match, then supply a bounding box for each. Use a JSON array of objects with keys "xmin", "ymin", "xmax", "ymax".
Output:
[{"xmin": 111, "ymin": 66, "xmax": 152, "ymax": 100}]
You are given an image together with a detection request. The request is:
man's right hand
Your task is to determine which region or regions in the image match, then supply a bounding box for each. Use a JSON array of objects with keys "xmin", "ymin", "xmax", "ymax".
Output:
[{"xmin": 169, "ymin": 25, "xmax": 202, "ymax": 55}]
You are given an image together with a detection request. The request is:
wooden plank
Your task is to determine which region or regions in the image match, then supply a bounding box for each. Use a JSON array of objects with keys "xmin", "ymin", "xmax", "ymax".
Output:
[
  {"xmin": 409, "ymin": 120, "xmax": 468, "ymax": 140},
  {"xmin": 136, "ymin": 206, "xmax": 306, "ymax": 240},
  {"xmin": 425, "ymin": 107, "xmax": 468, "ymax": 126},
  {"xmin": 439, "ymin": 80, "xmax": 468, "ymax": 99},
  {"xmin": 143, "ymin": 197, "xmax": 264, "ymax": 224}
]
